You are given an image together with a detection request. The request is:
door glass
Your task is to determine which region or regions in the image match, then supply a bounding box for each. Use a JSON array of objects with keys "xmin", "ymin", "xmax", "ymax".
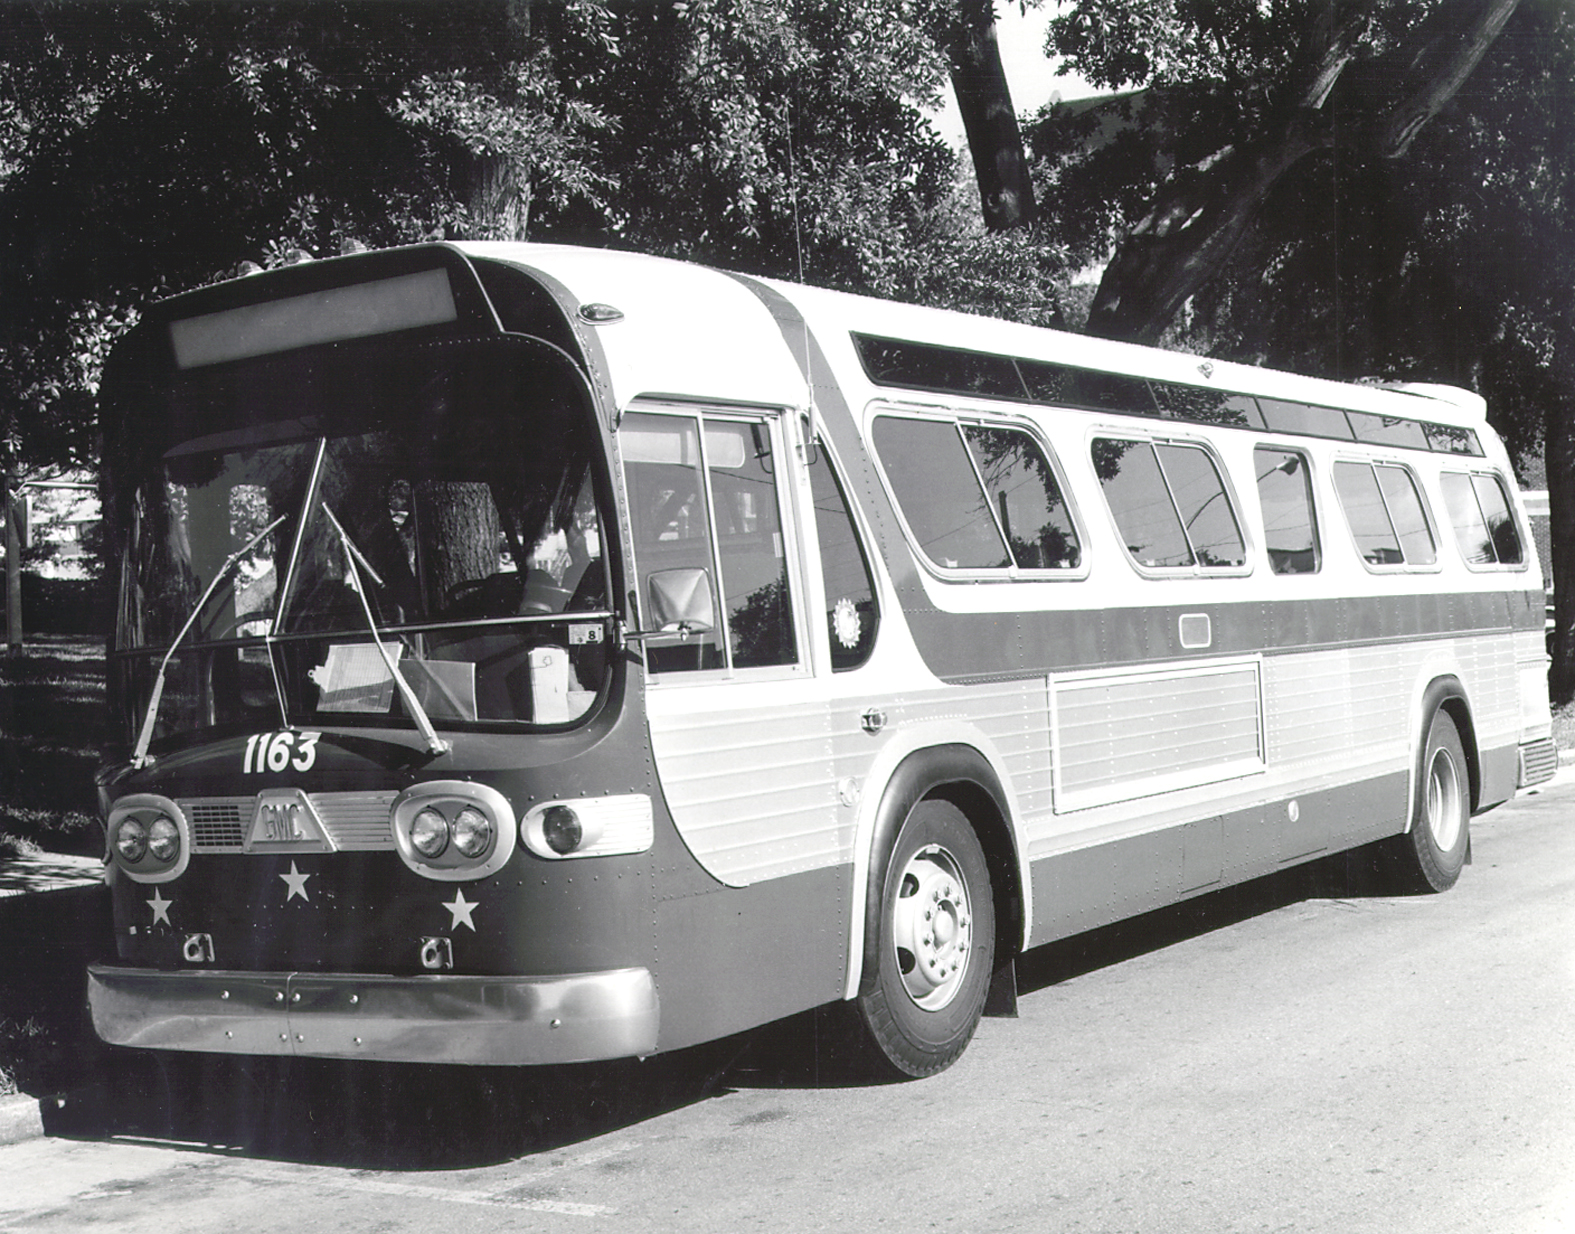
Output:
[
  {"xmin": 706, "ymin": 419, "xmax": 797, "ymax": 669},
  {"xmin": 622, "ymin": 412, "xmax": 725, "ymax": 672}
]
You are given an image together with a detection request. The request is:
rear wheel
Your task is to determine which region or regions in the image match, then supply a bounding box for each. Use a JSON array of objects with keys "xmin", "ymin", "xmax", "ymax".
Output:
[
  {"xmin": 1379, "ymin": 710, "xmax": 1471, "ymax": 893},
  {"xmin": 855, "ymin": 799, "xmax": 995, "ymax": 1078}
]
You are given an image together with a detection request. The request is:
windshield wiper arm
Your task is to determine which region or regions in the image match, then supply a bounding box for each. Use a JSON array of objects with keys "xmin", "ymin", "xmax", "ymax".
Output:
[
  {"xmin": 131, "ymin": 514, "xmax": 288, "ymax": 769},
  {"xmin": 320, "ymin": 503, "xmax": 449, "ymax": 756}
]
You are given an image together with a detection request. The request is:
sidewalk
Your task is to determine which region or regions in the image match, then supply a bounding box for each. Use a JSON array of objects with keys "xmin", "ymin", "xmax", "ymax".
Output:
[{"xmin": 0, "ymin": 850, "xmax": 103, "ymax": 898}]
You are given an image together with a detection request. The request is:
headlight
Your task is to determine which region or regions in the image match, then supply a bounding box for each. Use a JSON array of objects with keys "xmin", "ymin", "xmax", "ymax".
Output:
[
  {"xmin": 410, "ymin": 808, "xmax": 449, "ymax": 858},
  {"xmin": 452, "ymin": 807, "xmax": 492, "ymax": 858},
  {"xmin": 115, "ymin": 818, "xmax": 148, "ymax": 862},
  {"xmin": 105, "ymin": 795, "xmax": 189, "ymax": 882},
  {"xmin": 147, "ymin": 815, "xmax": 181, "ymax": 862},
  {"xmin": 389, "ymin": 782, "xmax": 517, "ymax": 881}
]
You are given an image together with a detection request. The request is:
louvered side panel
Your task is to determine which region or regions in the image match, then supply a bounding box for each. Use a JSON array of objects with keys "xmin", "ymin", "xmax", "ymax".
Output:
[
  {"xmin": 650, "ymin": 701, "xmax": 841, "ymax": 886},
  {"xmin": 1052, "ymin": 661, "xmax": 1263, "ymax": 812}
]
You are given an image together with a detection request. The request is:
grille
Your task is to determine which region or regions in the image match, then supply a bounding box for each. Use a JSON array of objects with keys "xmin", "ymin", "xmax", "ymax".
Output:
[
  {"xmin": 179, "ymin": 791, "xmax": 398, "ymax": 852},
  {"xmin": 1519, "ymin": 738, "xmax": 1559, "ymax": 788}
]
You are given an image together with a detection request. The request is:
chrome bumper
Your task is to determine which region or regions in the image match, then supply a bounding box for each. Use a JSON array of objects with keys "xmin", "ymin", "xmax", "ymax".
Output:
[{"xmin": 87, "ymin": 964, "xmax": 659, "ymax": 1065}]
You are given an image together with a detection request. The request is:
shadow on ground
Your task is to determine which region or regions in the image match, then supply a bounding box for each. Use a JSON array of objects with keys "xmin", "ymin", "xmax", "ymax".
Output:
[{"xmin": 12, "ymin": 844, "xmax": 1411, "ymax": 1168}]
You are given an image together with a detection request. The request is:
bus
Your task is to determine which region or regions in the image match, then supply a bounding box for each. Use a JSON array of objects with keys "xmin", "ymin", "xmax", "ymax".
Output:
[{"xmin": 88, "ymin": 243, "xmax": 1556, "ymax": 1079}]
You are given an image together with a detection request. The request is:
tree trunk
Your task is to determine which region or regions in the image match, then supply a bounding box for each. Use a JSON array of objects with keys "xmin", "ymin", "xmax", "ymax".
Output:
[
  {"xmin": 466, "ymin": 153, "xmax": 532, "ymax": 242},
  {"xmin": 947, "ymin": 0, "xmax": 1035, "ymax": 231},
  {"xmin": 1546, "ymin": 353, "xmax": 1575, "ymax": 705},
  {"xmin": 1083, "ymin": 0, "xmax": 1523, "ymax": 343},
  {"xmin": 3, "ymin": 474, "xmax": 21, "ymax": 653}
]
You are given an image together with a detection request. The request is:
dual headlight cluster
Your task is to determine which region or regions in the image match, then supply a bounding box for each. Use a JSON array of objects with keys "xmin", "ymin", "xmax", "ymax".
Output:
[
  {"xmin": 392, "ymin": 781, "xmax": 517, "ymax": 881},
  {"xmin": 394, "ymin": 786, "xmax": 656, "ymax": 878},
  {"xmin": 106, "ymin": 795, "xmax": 189, "ymax": 882}
]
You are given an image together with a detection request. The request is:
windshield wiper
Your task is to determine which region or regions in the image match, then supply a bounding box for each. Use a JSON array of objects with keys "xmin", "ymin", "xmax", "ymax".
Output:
[
  {"xmin": 320, "ymin": 503, "xmax": 450, "ymax": 756},
  {"xmin": 131, "ymin": 514, "xmax": 288, "ymax": 769}
]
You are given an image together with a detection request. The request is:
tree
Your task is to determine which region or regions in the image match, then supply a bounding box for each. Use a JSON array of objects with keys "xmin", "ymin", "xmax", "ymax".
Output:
[
  {"xmin": 944, "ymin": 0, "xmax": 1036, "ymax": 231},
  {"xmin": 1035, "ymin": 0, "xmax": 1523, "ymax": 345}
]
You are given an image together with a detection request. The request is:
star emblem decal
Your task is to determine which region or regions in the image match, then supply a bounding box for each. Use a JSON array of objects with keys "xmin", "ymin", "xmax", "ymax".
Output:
[
  {"xmin": 279, "ymin": 861, "xmax": 312, "ymax": 902},
  {"xmin": 146, "ymin": 889, "xmax": 173, "ymax": 925},
  {"xmin": 442, "ymin": 889, "xmax": 477, "ymax": 932}
]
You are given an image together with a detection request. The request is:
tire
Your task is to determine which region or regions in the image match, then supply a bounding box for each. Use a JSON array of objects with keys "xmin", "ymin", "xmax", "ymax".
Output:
[
  {"xmin": 854, "ymin": 799, "xmax": 995, "ymax": 1079},
  {"xmin": 1379, "ymin": 710, "xmax": 1471, "ymax": 893}
]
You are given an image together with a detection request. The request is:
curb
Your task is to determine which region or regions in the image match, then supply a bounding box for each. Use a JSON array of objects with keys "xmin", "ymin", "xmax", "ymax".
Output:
[{"xmin": 0, "ymin": 1092, "xmax": 44, "ymax": 1146}]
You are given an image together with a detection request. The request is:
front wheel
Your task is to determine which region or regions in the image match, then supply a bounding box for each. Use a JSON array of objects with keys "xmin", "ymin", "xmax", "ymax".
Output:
[
  {"xmin": 854, "ymin": 799, "xmax": 995, "ymax": 1078},
  {"xmin": 1378, "ymin": 710, "xmax": 1471, "ymax": 893}
]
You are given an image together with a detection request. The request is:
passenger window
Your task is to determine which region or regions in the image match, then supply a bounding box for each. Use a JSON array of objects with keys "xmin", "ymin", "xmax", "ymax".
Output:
[
  {"xmin": 807, "ymin": 439, "xmax": 879, "ymax": 669},
  {"xmin": 1093, "ymin": 437, "xmax": 1244, "ymax": 570},
  {"xmin": 1254, "ymin": 447, "xmax": 1320, "ymax": 574},
  {"xmin": 1441, "ymin": 471, "xmax": 1524, "ymax": 567},
  {"xmin": 961, "ymin": 424, "xmax": 1082, "ymax": 569},
  {"xmin": 872, "ymin": 416, "xmax": 1010, "ymax": 570},
  {"xmin": 1376, "ymin": 464, "xmax": 1436, "ymax": 565},
  {"xmin": 1332, "ymin": 460, "xmax": 1436, "ymax": 567},
  {"xmin": 621, "ymin": 411, "xmax": 798, "ymax": 673}
]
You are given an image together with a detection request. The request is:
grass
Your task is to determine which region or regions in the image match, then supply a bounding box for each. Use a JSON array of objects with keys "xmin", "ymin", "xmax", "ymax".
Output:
[{"xmin": 0, "ymin": 635, "xmax": 106, "ymax": 859}]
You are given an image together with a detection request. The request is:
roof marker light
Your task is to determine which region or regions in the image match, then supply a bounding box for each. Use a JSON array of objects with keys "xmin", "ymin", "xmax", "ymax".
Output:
[{"xmin": 578, "ymin": 303, "xmax": 624, "ymax": 325}]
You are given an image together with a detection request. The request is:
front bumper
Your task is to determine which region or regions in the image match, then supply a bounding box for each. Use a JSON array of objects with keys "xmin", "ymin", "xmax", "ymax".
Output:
[{"xmin": 87, "ymin": 964, "xmax": 659, "ymax": 1065}]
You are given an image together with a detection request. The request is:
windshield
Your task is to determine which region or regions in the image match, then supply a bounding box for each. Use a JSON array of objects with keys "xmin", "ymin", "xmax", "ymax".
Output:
[{"xmin": 111, "ymin": 340, "xmax": 614, "ymax": 746}]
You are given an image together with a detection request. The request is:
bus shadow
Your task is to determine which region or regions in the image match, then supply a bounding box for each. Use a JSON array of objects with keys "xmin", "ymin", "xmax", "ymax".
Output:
[
  {"xmin": 1015, "ymin": 846, "xmax": 1404, "ymax": 997},
  {"xmin": 43, "ymin": 1045, "xmax": 749, "ymax": 1169}
]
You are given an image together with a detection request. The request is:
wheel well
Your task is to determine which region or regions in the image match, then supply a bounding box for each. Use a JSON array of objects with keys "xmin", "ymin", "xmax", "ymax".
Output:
[
  {"xmin": 1428, "ymin": 683, "xmax": 1482, "ymax": 813},
  {"xmin": 928, "ymin": 779, "xmax": 1023, "ymax": 969},
  {"xmin": 858, "ymin": 745, "xmax": 1026, "ymax": 999}
]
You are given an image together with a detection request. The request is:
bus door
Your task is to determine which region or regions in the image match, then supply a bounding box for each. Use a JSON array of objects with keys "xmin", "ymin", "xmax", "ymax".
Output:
[{"xmin": 618, "ymin": 405, "xmax": 842, "ymax": 882}]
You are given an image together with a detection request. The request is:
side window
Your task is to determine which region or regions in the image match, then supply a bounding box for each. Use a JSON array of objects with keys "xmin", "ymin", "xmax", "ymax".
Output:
[
  {"xmin": 807, "ymin": 439, "xmax": 879, "ymax": 670},
  {"xmin": 621, "ymin": 411, "xmax": 797, "ymax": 674},
  {"xmin": 1254, "ymin": 447, "xmax": 1320, "ymax": 574},
  {"xmin": 1441, "ymin": 471, "xmax": 1525, "ymax": 567},
  {"xmin": 1093, "ymin": 436, "xmax": 1245, "ymax": 571},
  {"xmin": 1375, "ymin": 463, "xmax": 1436, "ymax": 565},
  {"xmin": 961, "ymin": 424, "xmax": 1082, "ymax": 569},
  {"xmin": 1332, "ymin": 460, "xmax": 1436, "ymax": 568},
  {"xmin": 872, "ymin": 416, "xmax": 1009, "ymax": 569}
]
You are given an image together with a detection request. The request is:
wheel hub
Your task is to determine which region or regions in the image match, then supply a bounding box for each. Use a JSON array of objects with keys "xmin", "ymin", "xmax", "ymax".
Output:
[{"xmin": 893, "ymin": 844, "xmax": 973, "ymax": 1010}]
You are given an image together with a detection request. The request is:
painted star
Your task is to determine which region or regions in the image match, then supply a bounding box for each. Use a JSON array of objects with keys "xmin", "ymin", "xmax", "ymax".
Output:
[
  {"xmin": 146, "ymin": 889, "xmax": 173, "ymax": 926},
  {"xmin": 279, "ymin": 861, "xmax": 312, "ymax": 902},
  {"xmin": 442, "ymin": 889, "xmax": 477, "ymax": 932}
]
